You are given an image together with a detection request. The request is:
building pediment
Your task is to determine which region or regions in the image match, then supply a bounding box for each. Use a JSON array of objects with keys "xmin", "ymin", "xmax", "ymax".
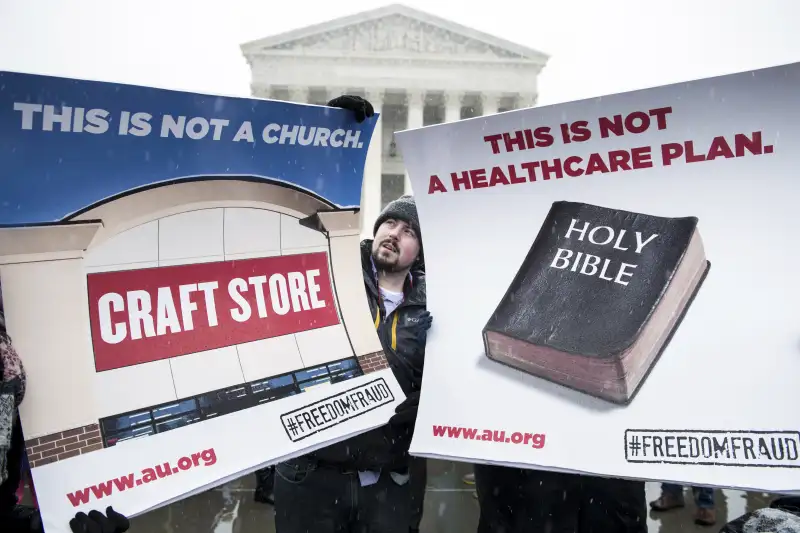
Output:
[
  {"xmin": 242, "ymin": 4, "xmax": 548, "ymax": 63},
  {"xmin": 265, "ymin": 14, "xmax": 524, "ymax": 60}
]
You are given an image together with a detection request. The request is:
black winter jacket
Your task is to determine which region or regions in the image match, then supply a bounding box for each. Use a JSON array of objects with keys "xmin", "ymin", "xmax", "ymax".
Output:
[
  {"xmin": 308, "ymin": 239, "xmax": 427, "ymax": 470},
  {"xmin": 359, "ymin": 239, "xmax": 427, "ymax": 397}
]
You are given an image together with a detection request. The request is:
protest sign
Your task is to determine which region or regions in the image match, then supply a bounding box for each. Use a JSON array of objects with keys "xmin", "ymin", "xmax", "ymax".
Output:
[
  {"xmin": 0, "ymin": 71, "xmax": 403, "ymax": 532},
  {"xmin": 396, "ymin": 62, "xmax": 800, "ymax": 493}
]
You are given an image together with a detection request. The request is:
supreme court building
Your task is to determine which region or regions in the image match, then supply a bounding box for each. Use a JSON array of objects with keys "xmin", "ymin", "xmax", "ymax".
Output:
[{"xmin": 241, "ymin": 3, "xmax": 549, "ymax": 235}]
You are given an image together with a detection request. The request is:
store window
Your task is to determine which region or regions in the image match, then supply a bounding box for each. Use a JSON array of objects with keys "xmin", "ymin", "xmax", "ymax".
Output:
[
  {"xmin": 152, "ymin": 399, "xmax": 201, "ymax": 433},
  {"xmin": 101, "ymin": 409, "xmax": 156, "ymax": 447},
  {"xmin": 328, "ymin": 358, "xmax": 362, "ymax": 383},
  {"xmin": 198, "ymin": 385, "xmax": 253, "ymax": 419},
  {"xmin": 250, "ymin": 373, "xmax": 298, "ymax": 404},
  {"xmin": 99, "ymin": 357, "xmax": 364, "ymax": 448}
]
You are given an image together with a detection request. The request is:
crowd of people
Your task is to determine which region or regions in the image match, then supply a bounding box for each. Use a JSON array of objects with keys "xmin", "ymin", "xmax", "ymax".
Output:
[{"xmin": 1, "ymin": 95, "xmax": 797, "ymax": 533}]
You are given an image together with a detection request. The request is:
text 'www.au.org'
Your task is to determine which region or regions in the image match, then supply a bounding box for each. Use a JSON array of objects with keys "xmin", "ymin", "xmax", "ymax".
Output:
[
  {"xmin": 432, "ymin": 425, "xmax": 546, "ymax": 449},
  {"xmin": 66, "ymin": 448, "xmax": 217, "ymax": 507}
]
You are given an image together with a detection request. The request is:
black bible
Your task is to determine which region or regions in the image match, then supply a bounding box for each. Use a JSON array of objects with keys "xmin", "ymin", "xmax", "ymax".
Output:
[{"xmin": 483, "ymin": 201, "xmax": 710, "ymax": 405}]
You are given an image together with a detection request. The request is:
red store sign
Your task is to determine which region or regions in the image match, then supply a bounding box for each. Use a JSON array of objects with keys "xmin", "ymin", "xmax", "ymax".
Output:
[{"xmin": 87, "ymin": 252, "xmax": 340, "ymax": 371}]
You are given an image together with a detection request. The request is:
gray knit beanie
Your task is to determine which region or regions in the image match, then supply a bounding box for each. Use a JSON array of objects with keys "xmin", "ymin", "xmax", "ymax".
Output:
[{"xmin": 373, "ymin": 195, "xmax": 421, "ymax": 240}]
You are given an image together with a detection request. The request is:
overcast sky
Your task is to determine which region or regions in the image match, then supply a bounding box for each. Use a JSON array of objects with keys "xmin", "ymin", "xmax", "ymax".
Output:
[{"xmin": 0, "ymin": 0, "xmax": 798, "ymax": 106}]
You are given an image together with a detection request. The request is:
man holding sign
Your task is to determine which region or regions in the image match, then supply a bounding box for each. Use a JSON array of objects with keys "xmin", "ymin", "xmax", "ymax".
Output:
[{"xmin": 273, "ymin": 189, "xmax": 432, "ymax": 533}]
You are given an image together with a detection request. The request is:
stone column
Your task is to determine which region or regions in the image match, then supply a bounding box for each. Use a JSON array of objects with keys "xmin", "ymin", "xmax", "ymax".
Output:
[
  {"xmin": 444, "ymin": 91, "xmax": 463, "ymax": 123},
  {"xmin": 287, "ymin": 86, "xmax": 310, "ymax": 103},
  {"xmin": 251, "ymin": 84, "xmax": 266, "ymax": 98},
  {"xmin": 361, "ymin": 89, "xmax": 385, "ymax": 238},
  {"xmin": 481, "ymin": 93, "xmax": 502, "ymax": 116},
  {"xmin": 404, "ymin": 90, "xmax": 426, "ymax": 195},
  {"xmin": 516, "ymin": 93, "xmax": 538, "ymax": 110}
]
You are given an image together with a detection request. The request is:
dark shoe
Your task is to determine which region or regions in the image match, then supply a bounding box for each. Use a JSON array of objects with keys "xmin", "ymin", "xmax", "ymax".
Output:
[
  {"xmin": 694, "ymin": 507, "xmax": 717, "ymax": 526},
  {"xmin": 650, "ymin": 492, "xmax": 685, "ymax": 511}
]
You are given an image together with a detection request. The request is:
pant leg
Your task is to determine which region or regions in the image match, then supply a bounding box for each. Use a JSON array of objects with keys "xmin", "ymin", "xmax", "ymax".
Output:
[
  {"xmin": 273, "ymin": 459, "xmax": 353, "ymax": 533},
  {"xmin": 356, "ymin": 471, "xmax": 412, "ymax": 533},
  {"xmin": 474, "ymin": 463, "xmax": 520, "ymax": 533},
  {"xmin": 408, "ymin": 457, "xmax": 427, "ymax": 531},
  {"xmin": 579, "ymin": 476, "xmax": 648, "ymax": 533},
  {"xmin": 254, "ymin": 465, "xmax": 275, "ymax": 504},
  {"xmin": 255, "ymin": 466, "xmax": 274, "ymax": 491},
  {"xmin": 475, "ymin": 465, "xmax": 581, "ymax": 533},
  {"xmin": 692, "ymin": 486, "xmax": 715, "ymax": 509},
  {"xmin": 661, "ymin": 483, "xmax": 683, "ymax": 497},
  {"xmin": 0, "ymin": 416, "xmax": 24, "ymax": 514},
  {"xmin": 254, "ymin": 465, "xmax": 275, "ymax": 500},
  {"xmin": 518, "ymin": 469, "xmax": 581, "ymax": 533}
]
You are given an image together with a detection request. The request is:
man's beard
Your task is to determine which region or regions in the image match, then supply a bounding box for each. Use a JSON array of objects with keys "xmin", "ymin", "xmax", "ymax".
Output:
[{"xmin": 372, "ymin": 249, "xmax": 403, "ymax": 273}]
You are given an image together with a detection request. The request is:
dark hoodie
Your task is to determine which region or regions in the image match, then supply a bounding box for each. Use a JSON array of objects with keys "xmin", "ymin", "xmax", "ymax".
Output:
[{"xmin": 308, "ymin": 239, "xmax": 427, "ymax": 470}]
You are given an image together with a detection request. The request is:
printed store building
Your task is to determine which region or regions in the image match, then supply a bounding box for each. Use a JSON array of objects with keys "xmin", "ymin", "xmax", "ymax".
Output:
[{"xmin": 0, "ymin": 179, "xmax": 387, "ymax": 469}]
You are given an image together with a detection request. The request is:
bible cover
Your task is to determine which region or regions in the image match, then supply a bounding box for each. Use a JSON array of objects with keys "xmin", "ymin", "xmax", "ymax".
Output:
[{"xmin": 483, "ymin": 200, "xmax": 710, "ymax": 405}]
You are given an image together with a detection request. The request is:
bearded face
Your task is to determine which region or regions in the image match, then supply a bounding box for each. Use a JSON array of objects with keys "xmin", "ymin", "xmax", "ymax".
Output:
[{"xmin": 371, "ymin": 218, "xmax": 420, "ymax": 273}]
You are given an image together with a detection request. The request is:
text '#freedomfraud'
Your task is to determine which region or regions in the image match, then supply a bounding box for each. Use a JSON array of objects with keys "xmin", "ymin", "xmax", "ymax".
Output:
[
  {"xmin": 625, "ymin": 430, "xmax": 800, "ymax": 468},
  {"xmin": 280, "ymin": 378, "xmax": 394, "ymax": 442}
]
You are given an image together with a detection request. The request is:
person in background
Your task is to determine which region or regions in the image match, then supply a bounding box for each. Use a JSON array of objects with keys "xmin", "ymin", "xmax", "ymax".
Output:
[
  {"xmin": 462, "ymin": 471, "xmax": 477, "ymax": 499},
  {"xmin": 650, "ymin": 483, "xmax": 717, "ymax": 526},
  {"xmin": 0, "ymin": 284, "xmax": 38, "ymax": 533},
  {"xmin": 0, "ymin": 284, "xmax": 129, "ymax": 533},
  {"xmin": 474, "ymin": 466, "xmax": 647, "ymax": 533},
  {"xmin": 272, "ymin": 105, "xmax": 432, "ymax": 531}
]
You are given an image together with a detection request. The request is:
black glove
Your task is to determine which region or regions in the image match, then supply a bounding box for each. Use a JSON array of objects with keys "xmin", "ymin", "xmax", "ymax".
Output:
[
  {"xmin": 326, "ymin": 95, "xmax": 374, "ymax": 123},
  {"xmin": 69, "ymin": 507, "xmax": 129, "ymax": 533},
  {"xmin": 389, "ymin": 390, "xmax": 420, "ymax": 427},
  {"xmin": 412, "ymin": 311, "xmax": 432, "ymax": 345},
  {"xmin": 383, "ymin": 391, "xmax": 419, "ymax": 463}
]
